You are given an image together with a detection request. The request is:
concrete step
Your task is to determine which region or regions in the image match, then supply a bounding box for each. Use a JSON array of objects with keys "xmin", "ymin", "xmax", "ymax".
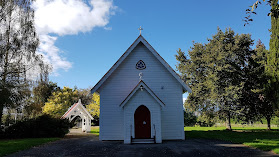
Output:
[{"xmin": 132, "ymin": 138, "xmax": 155, "ymax": 144}]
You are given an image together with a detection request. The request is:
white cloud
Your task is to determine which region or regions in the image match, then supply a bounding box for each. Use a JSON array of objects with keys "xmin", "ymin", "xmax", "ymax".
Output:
[
  {"xmin": 183, "ymin": 98, "xmax": 186, "ymax": 103},
  {"xmin": 32, "ymin": 0, "xmax": 116, "ymax": 73},
  {"xmin": 104, "ymin": 26, "xmax": 112, "ymax": 30},
  {"xmin": 37, "ymin": 34, "xmax": 72, "ymax": 74}
]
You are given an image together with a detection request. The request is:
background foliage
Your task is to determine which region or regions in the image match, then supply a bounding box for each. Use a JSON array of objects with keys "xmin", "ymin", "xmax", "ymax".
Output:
[
  {"xmin": 42, "ymin": 87, "xmax": 79, "ymax": 118},
  {"xmin": 1, "ymin": 114, "xmax": 70, "ymax": 139}
]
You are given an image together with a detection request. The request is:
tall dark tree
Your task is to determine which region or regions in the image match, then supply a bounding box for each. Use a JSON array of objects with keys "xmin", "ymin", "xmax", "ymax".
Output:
[
  {"xmin": 266, "ymin": 0, "xmax": 279, "ymax": 113},
  {"xmin": 24, "ymin": 81, "xmax": 60, "ymax": 118},
  {"xmin": 245, "ymin": 0, "xmax": 279, "ymax": 114},
  {"xmin": 176, "ymin": 28, "xmax": 255, "ymax": 130},
  {"xmin": 254, "ymin": 41, "xmax": 274, "ymax": 129},
  {"xmin": 239, "ymin": 40, "xmax": 273, "ymax": 129},
  {"xmin": 0, "ymin": 0, "xmax": 41, "ymax": 124}
]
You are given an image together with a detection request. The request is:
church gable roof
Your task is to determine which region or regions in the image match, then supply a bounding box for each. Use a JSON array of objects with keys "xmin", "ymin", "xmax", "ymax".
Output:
[
  {"xmin": 119, "ymin": 80, "xmax": 165, "ymax": 108},
  {"xmin": 91, "ymin": 35, "xmax": 192, "ymax": 94}
]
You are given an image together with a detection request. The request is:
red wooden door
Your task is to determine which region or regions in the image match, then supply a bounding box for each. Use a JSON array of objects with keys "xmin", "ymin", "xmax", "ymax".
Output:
[{"xmin": 134, "ymin": 105, "xmax": 151, "ymax": 139}]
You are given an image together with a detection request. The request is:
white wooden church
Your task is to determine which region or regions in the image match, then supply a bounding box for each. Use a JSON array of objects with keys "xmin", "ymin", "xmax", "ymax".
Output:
[{"xmin": 91, "ymin": 34, "xmax": 191, "ymax": 144}]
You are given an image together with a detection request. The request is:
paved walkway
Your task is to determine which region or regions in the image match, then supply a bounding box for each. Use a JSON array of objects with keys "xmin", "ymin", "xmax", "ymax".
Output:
[{"xmin": 8, "ymin": 130, "xmax": 278, "ymax": 157}]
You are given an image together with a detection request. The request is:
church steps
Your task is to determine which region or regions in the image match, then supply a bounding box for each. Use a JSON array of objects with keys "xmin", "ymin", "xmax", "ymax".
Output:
[{"xmin": 131, "ymin": 138, "xmax": 155, "ymax": 144}]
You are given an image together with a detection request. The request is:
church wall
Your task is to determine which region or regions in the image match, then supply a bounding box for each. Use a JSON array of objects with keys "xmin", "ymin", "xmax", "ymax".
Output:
[{"xmin": 99, "ymin": 42, "xmax": 184, "ymax": 141}]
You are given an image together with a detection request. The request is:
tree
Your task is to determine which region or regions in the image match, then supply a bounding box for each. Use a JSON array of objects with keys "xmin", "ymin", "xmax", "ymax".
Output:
[
  {"xmin": 184, "ymin": 110, "xmax": 197, "ymax": 127},
  {"xmin": 265, "ymin": 0, "xmax": 279, "ymax": 113},
  {"xmin": 238, "ymin": 40, "xmax": 274, "ymax": 129},
  {"xmin": 245, "ymin": 0, "xmax": 279, "ymax": 113},
  {"xmin": 176, "ymin": 28, "xmax": 255, "ymax": 130},
  {"xmin": 24, "ymin": 81, "xmax": 60, "ymax": 118},
  {"xmin": 24, "ymin": 64, "xmax": 57, "ymax": 118},
  {"xmin": 0, "ymin": 0, "xmax": 42, "ymax": 124},
  {"xmin": 2, "ymin": 110, "xmax": 12, "ymax": 126},
  {"xmin": 253, "ymin": 41, "xmax": 274, "ymax": 129},
  {"xmin": 86, "ymin": 92, "xmax": 100, "ymax": 125},
  {"xmin": 42, "ymin": 87, "xmax": 79, "ymax": 118},
  {"xmin": 244, "ymin": 0, "xmax": 276, "ymax": 25},
  {"xmin": 77, "ymin": 88, "xmax": 93, "ymax": 106}
]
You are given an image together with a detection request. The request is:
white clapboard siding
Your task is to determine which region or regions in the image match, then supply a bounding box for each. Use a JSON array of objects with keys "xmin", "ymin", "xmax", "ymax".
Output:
[
  {"xmin": 99, "ymin": 42, "xmax": 185, "ymax": 141},
  {"xmin": 123, "ymin": 88, "xmax": 162, "ymax": 144}
]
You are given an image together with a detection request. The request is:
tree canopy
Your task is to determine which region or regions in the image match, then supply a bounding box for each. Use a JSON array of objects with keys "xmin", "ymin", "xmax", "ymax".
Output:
[
  {"xmin": 0, "ymin": 0, "xmax": 43, "ymax": 124},
  {"xmin": 86, "ymin": 92, "xmax": 100, "ymax": 125},
  {"xmin": 266, "ymin": 0, "xmax": 279, "ymax": 113},
  {"xmin": 176, "ymin": 28, "xmax": 264, "ymax": 129},
  {"xmin": 24, "ymin": 81, "xmax": 60, "ymax": 118},
  {"xmin": 245, "ymin": 0, "xmax": 279, "ymax": 116},
  {"xmin": 42, "ymin": 87, "xmax": 79, "ymax": 118}
]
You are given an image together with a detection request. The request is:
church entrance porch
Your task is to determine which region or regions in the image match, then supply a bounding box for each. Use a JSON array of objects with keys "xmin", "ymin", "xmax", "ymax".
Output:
[
  {"xmin": 123, "ymin": 101, "xmax": 162, "ymax": 144},
  {"xmin": 122, "ymin": 81, "xmax": 163, "ymax": 144},
  {"xmin": 134, "ymin": 105, "xmax": 151, "ymax": 139}
]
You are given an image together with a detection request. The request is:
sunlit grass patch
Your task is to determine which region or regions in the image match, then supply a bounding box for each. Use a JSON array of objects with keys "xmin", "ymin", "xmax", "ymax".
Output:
[
  {"xmin": 90, "ymin": 126, "xmax": 99, "ymax": 136},
  {"xmin": 274, "ymin": 148, "xmax": 279, "ymax": 154},
  {"xmin": 185, "ymin": 126, "xmax": 279, "ymax": 154},
  {"xmin": 184, "ymin": 126, "xmax": 226, "ymax": 131},
  {"xmin": 244, "ymin": 139, "xmax": 279, "ymax": 151}
]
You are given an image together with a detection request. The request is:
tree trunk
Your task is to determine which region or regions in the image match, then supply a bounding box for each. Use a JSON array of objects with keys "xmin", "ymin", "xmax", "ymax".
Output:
[
  {"xmin": 266, "ymin": 116, "xmax": 271, "ymax": 130},
  {"xmin": 226, "ymin": 112, "xmax": 232, "ymax": 130}
]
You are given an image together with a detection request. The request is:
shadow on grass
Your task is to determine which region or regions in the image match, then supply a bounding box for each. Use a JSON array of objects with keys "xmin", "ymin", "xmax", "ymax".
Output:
[
  {"xmin": 185, "ymin": 129, "xmax": 279, "ymax": 153},
  {"xmin": 232, "ymin": 128, "xmax": 279, "ymax": 132}
]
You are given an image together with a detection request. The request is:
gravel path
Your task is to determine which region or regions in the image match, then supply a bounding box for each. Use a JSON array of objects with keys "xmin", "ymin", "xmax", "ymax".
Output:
[{"xmin": 7, "ymin": 131, "xmax": 278, "ymax": 157}]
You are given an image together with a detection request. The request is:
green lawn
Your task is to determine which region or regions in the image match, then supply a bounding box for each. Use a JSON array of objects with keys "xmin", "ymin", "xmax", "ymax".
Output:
[
  {"xmin": 0, "ymin": 138, "xmax": 59, "ymax": 156},
  {"xmin": 90, "ymin": 126, "xmax": 99, "ymax": 136},
  {"xmin": 185, "ymin": 127, "xmax": 279, "ymax": 154}
]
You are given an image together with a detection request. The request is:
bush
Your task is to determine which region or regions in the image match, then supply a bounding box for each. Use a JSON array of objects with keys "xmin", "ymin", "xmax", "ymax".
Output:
[
  {"xmin": 184, "ymin": 110, "xmax": 198, "ymax": 126},
  {"xmin": 195, "ymin": 112, "xmax": 216, "ymax": 127},
  {"xmin": 1, "ymin": 115, "xmax": 71, "ymax": 139},
  {"xmin": 92, "ymin": 116, "xmax": 99, "ymax": 126},
  {"xmin": 196, "ymin": 120, "xmax": 215, "ymax": 127}
]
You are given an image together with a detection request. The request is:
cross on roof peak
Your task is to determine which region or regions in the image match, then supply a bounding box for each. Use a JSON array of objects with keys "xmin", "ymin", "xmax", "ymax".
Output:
[{"xmin": 138, "ymin": 26, "xmax": 143, "ymax": 35}]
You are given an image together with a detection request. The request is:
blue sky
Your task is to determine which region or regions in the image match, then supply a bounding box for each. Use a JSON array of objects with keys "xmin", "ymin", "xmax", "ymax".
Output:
[{"xmin": 33, "ymin": 0, "xmax": 271, "ymax": 99}]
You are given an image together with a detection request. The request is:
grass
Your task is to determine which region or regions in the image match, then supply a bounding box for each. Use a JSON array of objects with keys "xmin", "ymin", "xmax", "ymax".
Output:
[
  {"xmin": 185, "ymin": 126, "xmax": 279, "ymax": 154},
  {"xmin": 0, "ymin": 138, "xmax": 59, "ymax": 156},
  {"xmin": 90, "ymin": 126, "xmax": 99, "ymax": 136}
]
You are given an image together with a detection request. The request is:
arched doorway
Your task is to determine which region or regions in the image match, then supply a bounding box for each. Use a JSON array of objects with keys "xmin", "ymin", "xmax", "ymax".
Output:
[
  {"xmin": 71, "ymin": 116, "xmax": 82, "ymax": 128},
  {"xmin": 134, "ymin": 105, "xmax": 151, "ymax": 139}
]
